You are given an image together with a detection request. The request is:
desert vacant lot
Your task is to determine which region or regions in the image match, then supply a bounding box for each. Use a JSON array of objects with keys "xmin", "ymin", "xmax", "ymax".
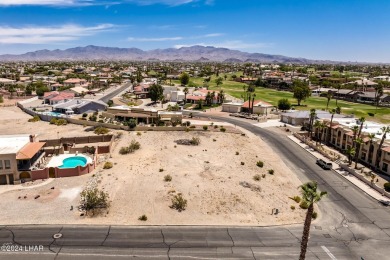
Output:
[{"xmin": 0, "ymin": 107, "xmax": 307, "ymax": 226}]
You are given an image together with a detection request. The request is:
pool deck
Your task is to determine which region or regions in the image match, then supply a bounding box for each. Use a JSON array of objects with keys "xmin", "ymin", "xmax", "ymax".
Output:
[{"xmin": 46, "ymin": 154, "xmax": 93, "ymax": 168}]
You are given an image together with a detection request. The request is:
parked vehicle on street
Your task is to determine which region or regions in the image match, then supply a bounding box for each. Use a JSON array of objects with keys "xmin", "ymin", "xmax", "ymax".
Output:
[{"xmin": 316, "ymin": 158, "xmax": 332, "ymax": 170}]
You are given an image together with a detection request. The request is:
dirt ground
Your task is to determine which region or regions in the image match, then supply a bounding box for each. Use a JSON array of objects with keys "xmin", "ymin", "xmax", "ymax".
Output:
[
  {"xmin": 0, "ymin": 106, "xmax": 99, "ymax": 139},
  {"xmin": 0, "ymin": 106, "xmax": 307, "ymax": 226}
]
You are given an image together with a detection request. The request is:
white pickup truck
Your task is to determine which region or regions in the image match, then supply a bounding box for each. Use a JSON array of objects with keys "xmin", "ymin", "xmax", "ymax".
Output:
[{"xmin": 316, "ymin": 158, "xmax": 332, "ymax": 170}]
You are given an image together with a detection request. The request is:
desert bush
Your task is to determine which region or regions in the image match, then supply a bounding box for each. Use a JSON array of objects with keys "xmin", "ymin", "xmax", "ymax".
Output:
[
  {"xmin": 214, "ymin": 125, "xmax": 218, "ymax": 129},
  {"xmin": 129, "ymin": 140, "xmax": 141, "ymax": 152},
  {"xmin": 137, "ymin": 132, "xmax": 142, "ymax": 136},
  {"xmin": 220, "ymin": 127, "xmax": 226, "ymax": 132},
  {"xmin": 89, "ymin": 115, "xmax": 97, "ymax": 122},
  {"xmin": 119, "ymin": 147, "xmax": 130, "ymax": 155},
  {"xmin": 203, "ymin": 125, "xmax": 208, "ymax": 131},
  {"xmin": 159, "ymin": 168, "xmax": 164, "ymax": 172},
  {"xmin": 291, "ymin": 205, "xmax": 296, "ymax": 210},
  {"xmin": 268, "ymin": 169, "xmax": 274, "ymax": 175},
  {"xmin": 138, "ymin": 214, "xmax": 148, "ymax": 221},
  {"xmin": 262, "ymin": 174, "xmax": 266, "ymax": 178},
  {"xmin": 253, "ymin": 174, "xmax": 261, "ymax": 181},
  {"xmin": 164, "ymin": 174, "xmax": 172, "ymax": 182},
  {"xmin": 213, "ymin": 139, "xmax": 216, "ymax": 142},
  {"xmin": 299, "ymin": 201, "xmax": 309, "ymax": 209},
  {"xmin": 103, "ymin": 162, "xmax": 113, "ymax": 169},
  {"xmin": 384, "ymin": 182, "xmax": 390, "ymax": 192},
  {"xmin": 189, "ymin": 137, "xmax": 200, "ymax": 145},
  {"xmin": 171, "ymin": 194, "xmax": 187, "ymax": 212},
  {"xmin": 189, "ymin": 125, "xmax": 196, "ymax": 129},
  {"xmin": 50, "ymin": 118, "xmax": 67, "ymax": 126},
  {"xmin": 241, "ymin": 162, "xmax": 245, "ymax": 165},
  {"xmin": 235, "ymin": 151, "xmax": 239, "ymax": 155},
  {"xmin": 28, "ymin": 115, "xmax": 40, "ymax": 122},
  {"xmin": 82, "ymin": 113, "xmax": 88, "ymax": 118},
  {"xmin": 94, "ymin": 126, "xmax": 109, "ymax": 135},
  {"xmin": 312, "ymin": 211, "xmax": 318, "ymax": 219},
  {"xmin": 256, "ymin": 161, "xmax": 264, "ymax": 168},
  {"xmin": 79, "ymin": 187, "xmax": 110, "ymax": 216},
  {"xmin": 185, "ymin": 121, "xmax": 191, "ymax": 126}
]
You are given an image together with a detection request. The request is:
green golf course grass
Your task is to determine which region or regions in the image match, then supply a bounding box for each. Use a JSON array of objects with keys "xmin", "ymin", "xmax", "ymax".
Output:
[{"xmin": 174, "ymin": 74, "xmax": 390, "ymax": 123}]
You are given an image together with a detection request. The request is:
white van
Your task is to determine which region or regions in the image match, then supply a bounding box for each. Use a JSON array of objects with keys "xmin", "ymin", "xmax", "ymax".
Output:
[{"xmin": 316, "ymin": 158, "xmax": 332, "ymax": 170}]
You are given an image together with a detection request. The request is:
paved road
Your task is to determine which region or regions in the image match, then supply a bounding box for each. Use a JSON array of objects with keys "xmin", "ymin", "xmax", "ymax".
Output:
[
  {"xmin": 1, "ymin": 115, "xmax": 389, "ymax": 259},
  {"xmin": 98, "ymin": 82, "xmax": 132, "ymax": 104},
  {"xmin": 0, "ymin": 225, "xmax": 354, "ymax": 259}
]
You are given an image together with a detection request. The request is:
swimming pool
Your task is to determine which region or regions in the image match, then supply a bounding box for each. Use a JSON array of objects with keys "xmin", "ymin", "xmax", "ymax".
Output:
[
  {"xmin": 42, "ymin": 111, "xmax": 64, "ymax": 117},
  {"xmin": 59, "ymin": 156, "xmax": 87, "ymax": 168}
]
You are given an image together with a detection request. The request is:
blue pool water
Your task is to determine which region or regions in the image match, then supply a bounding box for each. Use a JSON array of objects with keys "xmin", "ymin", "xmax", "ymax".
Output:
[
  {"xmin": 59, "ymin": 156, "xmax": 87, "ymax": 169},
  {"xmin": 43, "ymin": 111, "xmax": 64, "ymax": 117}
]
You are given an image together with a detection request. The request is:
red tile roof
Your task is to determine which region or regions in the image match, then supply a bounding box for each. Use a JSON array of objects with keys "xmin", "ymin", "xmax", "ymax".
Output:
[{"xmin": 16, "ymin": 142, "xmax": 45, "ymax": 160}]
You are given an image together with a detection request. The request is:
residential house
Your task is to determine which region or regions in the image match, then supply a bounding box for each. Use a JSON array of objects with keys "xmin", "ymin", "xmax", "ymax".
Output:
[
  {"xmin": 0, "ymin": 134, "xmax": 45, "ymax": 185},
  {"xmin": 43, "ymin": 91, "xmax": 75, "ymax": 105},
  {"xmin": 53, "ymin": 99, "xmax": 107, "ymax": 114}
]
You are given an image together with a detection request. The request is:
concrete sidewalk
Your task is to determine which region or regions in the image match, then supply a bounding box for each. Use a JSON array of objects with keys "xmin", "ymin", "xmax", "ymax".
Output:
[{"xmin": 288, "ymin": 135, "xmax": 390, "ymax": 203}]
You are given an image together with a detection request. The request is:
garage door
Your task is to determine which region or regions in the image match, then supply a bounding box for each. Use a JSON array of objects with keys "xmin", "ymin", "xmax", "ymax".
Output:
[{"xmin": 0, "ymin": 175, "xmax": 7, "ymax": 185}]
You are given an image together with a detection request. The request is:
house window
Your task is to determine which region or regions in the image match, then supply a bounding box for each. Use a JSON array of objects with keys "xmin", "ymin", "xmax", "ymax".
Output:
[
  {"xmin": 0, "ymin": 160, "xmax": 2, "ymax": 170},
  {"xmin": 382, "ymin": 163, "xmax": 388, "ymax": 172},
  {"xmin": 4, "ymin": 160, "xmax": 11, "ymax": 170}
]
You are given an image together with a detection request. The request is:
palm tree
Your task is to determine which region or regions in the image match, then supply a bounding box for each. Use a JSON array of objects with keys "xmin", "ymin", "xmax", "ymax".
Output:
[
  {"xmin": 335, "ymin": 84, "xmax": 341, "ymax": 106},
  {"xmin": 354, "ymin": 137, "xmax": 364, "ymax": 169},
  {"xmin": 183, "ymin": 87, "xmax": 189, "ymax": 104},
  {"xmin": 326, "ymin": 91, "xmax": 332, "ymax": 110},
  {"xmin": 346, "ymin": 147, "xmax": 355, "ymax": 165},
  {"xmin": 327, "ymin": 109, "xmax": 336, "ymax": 145},
  {"xmin": 317, "ymin": 121, "xmax": 326, "ymax": 146},
  {"xmin": 309, "ymin": 109, "xmax": 316, "ymax": 139},
  {"xmin": 299, "ymin": 181, "xmax": 327, "ymax": 260},
  {"xmin": 357, "ymin": 117, "xmax": 366, "ymax": 138},
  {"xmin": 374, "ymin": 84, "xmax": 384, "ymax": 113},
  {"xmin": 313, "ymin": 120, "xmax": 321, "ymax": 145},
  {"xmin": 375, "ymin": 126, "xmax": 390, "ymax": 170}
]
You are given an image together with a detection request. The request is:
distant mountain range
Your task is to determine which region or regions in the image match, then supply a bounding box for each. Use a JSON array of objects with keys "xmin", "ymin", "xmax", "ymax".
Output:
[{"xmin": 0, "ymin": 45, "xmax": 354, "ymax": 64}]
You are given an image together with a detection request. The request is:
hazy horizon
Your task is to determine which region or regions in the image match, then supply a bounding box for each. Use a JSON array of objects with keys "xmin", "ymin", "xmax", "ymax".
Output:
[{"xmin": 0, "ymin": 0, "xmax": 389, "ymax": 63}]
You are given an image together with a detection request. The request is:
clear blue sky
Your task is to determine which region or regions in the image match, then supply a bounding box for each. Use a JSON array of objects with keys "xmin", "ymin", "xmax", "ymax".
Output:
[{"xmin": 0, "ymin": 0, "xmax": 389, "ymax": 63}]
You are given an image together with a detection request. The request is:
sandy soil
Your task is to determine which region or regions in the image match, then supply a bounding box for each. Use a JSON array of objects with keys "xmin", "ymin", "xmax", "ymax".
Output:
[
  {"xmin": 0, "ymin": 106, "xmax": 100, "ymax": 139},
  {"xmin": 0, "ymin": 106, "xmax": 307, "ymax": 225}
]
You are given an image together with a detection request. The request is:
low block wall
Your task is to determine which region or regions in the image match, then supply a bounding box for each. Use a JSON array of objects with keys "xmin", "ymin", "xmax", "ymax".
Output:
[
  {"xmin": 340, "ymin": 164, "xmax": 390, "ymax": 199},
  {"xmin": 31, "ymin": 168, "xmax": 49, "ymax": 180}
]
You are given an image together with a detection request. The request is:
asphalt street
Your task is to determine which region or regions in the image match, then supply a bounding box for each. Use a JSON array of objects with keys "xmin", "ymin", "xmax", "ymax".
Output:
[
  {"xmin": 98, "ymin": 82, "xmax": 132, "ymax": 104},
  {"xmin": 0, "ymin": 115, "xmax": 389, "ymax": 259}
]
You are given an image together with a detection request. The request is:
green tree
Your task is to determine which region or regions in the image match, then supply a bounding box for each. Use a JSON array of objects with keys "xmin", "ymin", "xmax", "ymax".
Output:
[
  {"xmin": 292, "ymin": 80, "xmax": 311, "ymax": 106},
  {"xmin": 149, "ymin": 84, "xmax": 164, "ymax": 103},
  {"xmin": 313, "ymin": 120, "xmax": 321, "ymax": 145},
  {"xmin": 277, "ymin": 98, "xmax": 291, "ymax": 110},
  {"xmin": 35, "ymin": 86, "xmax": 50, "ymax": 97},
  {"xmin": 179, "ymin": 72, "xmax": 190, "ymax": 86},
  {"xmin": 299, "ymin": 181, "xmax": 327, "ymax": 260},
  {"xmin": 215, "ymin": 77, "xmax": 223, "ymax": 88}
]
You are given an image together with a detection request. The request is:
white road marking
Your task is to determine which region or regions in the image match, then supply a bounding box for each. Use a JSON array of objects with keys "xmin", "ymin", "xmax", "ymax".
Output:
[{"xmin": 321, "ymin": 245, "xmax": 337, "ymax": 260}]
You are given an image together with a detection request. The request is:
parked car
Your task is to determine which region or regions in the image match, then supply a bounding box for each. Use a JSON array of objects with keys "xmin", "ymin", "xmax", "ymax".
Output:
[
  {"xmin": 379, "ymin": 200, "xmax": 390, "ymax": 206},
  {"xmin": 316, "ymin": 158, "xmax": 332, "ymax": 170}
]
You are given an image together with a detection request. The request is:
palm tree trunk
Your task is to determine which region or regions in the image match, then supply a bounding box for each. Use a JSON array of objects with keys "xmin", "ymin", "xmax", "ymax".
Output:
[
  {"xmin": 354, "ymin": 144, "xmax": 359, "ymax": 169},
  {"xmin": 299, "ymin": 203, "xmax": 314, "ymax": 260}
]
